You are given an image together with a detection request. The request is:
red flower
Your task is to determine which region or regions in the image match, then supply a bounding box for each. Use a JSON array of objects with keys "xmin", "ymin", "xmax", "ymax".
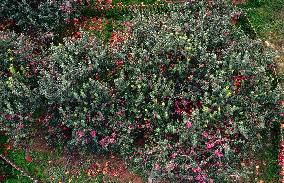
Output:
[
  {"xmin": 115, "ymin": 59, "xmax": 124, "ymax": 66},
  {"xmin": 73, "ymin": 31, "xmax": 81, "ymax": 38},
  {"xmin": 106, "ymin": 0, "xmax": 112, "ymax": 4},
  {"xmin": 73, "ymin": 18, "xmax": 79, "ymax": 25},
  {"xmin": 233, "ymin": 75, "xmax": 245, "ymax": 92},
  {"xmin": 25, "ymin": 155, "xmax": 32, "ymax": 162},
  {"xmin": 230, "ymin": 12, "xmax": 241, "ymax": 25}
]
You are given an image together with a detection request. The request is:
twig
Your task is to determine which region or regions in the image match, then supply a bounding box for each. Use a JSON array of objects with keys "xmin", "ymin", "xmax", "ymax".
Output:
[{"xmin": 0, "ymin": 153, "xmax": 42, "ymax": 183}]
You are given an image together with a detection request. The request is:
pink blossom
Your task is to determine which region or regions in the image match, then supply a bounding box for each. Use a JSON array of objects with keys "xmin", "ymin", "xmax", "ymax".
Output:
[
  {"xmin": 202, "ymin": 131, "xmax": 209, "ymax": 138},
  {"xmin": 205, "ymin": 142, "xmax": 214, "ymax": 149},
  {"xmin": 192, "ymin": 166, "xmax": 201, "ymax": 173},
  {"xmin": 109, "ymin": 138, "xmax": 115, "ymax": 144},
  {"xmin": 77, "ymin": 130, "xmax": 84, "ymax": 138},
  {"xmin": 146, "ymin": 123, "xmax": 151, "ymax": 128},
  {"xmin": 185, "ymin": 121, "xmax": 192, "ymax": 129},
  {"xmin": 128, "ymin": 125, "xmax": 133, "ymax": 130},
  {"xmin": 99, "ymin": 138, "xmax": 107, "ymax": 147},
  {"xmin": 16, "ymin": 123, "xmax": 24, "ymax": 130},
  {"xmin": 170, "ymin": 152, "xmax": 178, "ymax": 159},
  {"xmin": 214, "ymin": 150, "xmax": 224, "ymax": 157},
  {"xmin": 90, "ymin": 130, "xmax": 96, "ymax": 138},
  {"xmin": 116, "ymin": 110, "xmax": 124, "ymax": 115},
  {"xmin": 195, "ymin": 173, "xmax": 207, "ymax": 182},
  {"xmin": 154, "ymin": 163, "xmax": 160, "ymax": 170},
  {"xmin": 165, "ymin": 161, "xmax": 176, "ymax": 171},
  {"xmin": 280, "ymin": 113, "xmax": 284, "ymax": 117}
]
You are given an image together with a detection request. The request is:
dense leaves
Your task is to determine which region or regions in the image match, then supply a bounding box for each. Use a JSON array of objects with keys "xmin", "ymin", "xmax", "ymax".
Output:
[{"xmin": 0, "ymin": 0, "xmax": 283, "ymax": 182}]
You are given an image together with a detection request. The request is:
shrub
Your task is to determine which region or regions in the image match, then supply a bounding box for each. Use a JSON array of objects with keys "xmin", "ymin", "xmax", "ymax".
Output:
[
  {"xmin": 1, "ymin": 0, "xmax": 283, "ymax": 182},
  {"xmin": 0, "ymin": 31, "xmax": 43, "ymax": 143},
  {"xmin": 1, "ymin": 0, "xmax": 85, "ymax": 38},
  {"xmin": 107, "ymin": 1, "xmax": 283, "ymax": 182},
  {"xmin": 37, "ymin": 32, "xmax": 119, "ymax": 150}
]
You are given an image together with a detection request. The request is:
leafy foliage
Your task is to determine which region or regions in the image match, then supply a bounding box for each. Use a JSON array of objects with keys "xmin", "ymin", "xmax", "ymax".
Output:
[{"xmin": 1, "ymin": 0, "xmax": 283, "ymax": 182}]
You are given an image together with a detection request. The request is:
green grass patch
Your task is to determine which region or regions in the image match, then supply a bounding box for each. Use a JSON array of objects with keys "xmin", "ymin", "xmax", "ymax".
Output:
[{"xmin": 242, "ymin": 0, "xmax": 284, "ymax": 44}]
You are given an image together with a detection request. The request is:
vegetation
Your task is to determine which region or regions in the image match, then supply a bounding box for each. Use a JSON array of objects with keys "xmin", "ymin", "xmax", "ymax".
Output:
[{"xmin": 1, "ymin": 0, "xmax": 283, "ymax": 182}]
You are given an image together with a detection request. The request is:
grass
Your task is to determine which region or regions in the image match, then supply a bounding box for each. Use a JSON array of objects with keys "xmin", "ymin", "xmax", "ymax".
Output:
[
  {"xmin": 242, "ymin": 0, "xmax": 284, "ymax": 46},
  {"xmin": 241, "ymin": 0, "xmax": 284, "ymax": 182}
]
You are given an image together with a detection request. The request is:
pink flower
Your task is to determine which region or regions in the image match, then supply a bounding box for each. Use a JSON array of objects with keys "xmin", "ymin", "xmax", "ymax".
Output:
[
  {"xmin": 280, "ymin": 113, "xmax": 284, "ymax": 117},
  {"xmin": 99, "ymin": 138, "xmax": 107, "ymax": 147},
  {"xmin": 214, "ymin": 150, "xmax": 224, "ymax": 157},
  {"xmin": 65, "ymin": 18, "xmax": 70, "ymax": 24},
  {"xmin": 192, "ymin": 166, "xmax": 201, "ymax": 173},
  {"xmin": 205, "ymin": 142, "xmax": 214, "ymax": 149},
  {"xmin": 77, "ymin": 130, "xmax": 84, "ymax": 138},
  {"xmin": 170, "ymin": 153, "xmax": 178, "ymax": 159},
  {"xmin": 154, "ymin": 163, "xmax": 160, "ymax": 170},
  {"xmin": 109, "ymin": 138, "xmax": 115, "ymax": 144},
  {"xmin": 165, "ymin": 161, "xmax": 176, "ymax": 171},
  {"xmin": 17, "ymin": 123, "xmax": 24, "ymax": 130},
  {"xmin": 185, "ymin": 121, "xmax": 192, "ymax": 129},
  {"xmin": 145, "ymin": 123, "xmax": 150, "ymax": 128},
  {"xmin": 90, "ymin": 130, "xmax": 96, "ymax": 138},
  {"xmin": 116, "ymin": 110, "xmax": 124, "ymax": 115},
  {"xmin": 202, "ymin": 131, "xmax": 209, "ymax": 138}
]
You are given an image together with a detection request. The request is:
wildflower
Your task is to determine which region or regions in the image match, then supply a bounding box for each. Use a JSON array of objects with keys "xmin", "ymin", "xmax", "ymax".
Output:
[
  {"xmin": 89, "ymin": 26, "xmax": 95, "ymax": 31},
  {"xmin": 145, "ymin": 123, "xmax": 151, "ymax": 128}
]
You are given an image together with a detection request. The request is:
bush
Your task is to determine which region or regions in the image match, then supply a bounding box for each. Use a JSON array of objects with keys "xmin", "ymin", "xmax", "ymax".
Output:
[
  {"xmin": 1, "ymin": 0, "xmax": 283, "ymax": 182},
  {"xmin": 1, "ymin": 0, "xmax": 86, "ymax": 38},
  {"xmin": 106, "ymin": 1, "xmax": 282, "ymax": 182},
  {"xmin": 0, "ymin": 31, "xmax": 43, "ymax": 143}
]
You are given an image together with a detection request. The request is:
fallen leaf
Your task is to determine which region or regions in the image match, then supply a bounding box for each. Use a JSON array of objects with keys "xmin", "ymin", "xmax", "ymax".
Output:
[{"xmin": 25, "ymin": 155, "xmax": 32, "ymax": 163}]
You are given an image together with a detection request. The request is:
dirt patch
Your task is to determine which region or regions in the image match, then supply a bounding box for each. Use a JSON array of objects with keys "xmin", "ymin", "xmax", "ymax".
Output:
[{"xmin": 29, "ymin": 135, "xmax": 144, "ymax": 183}]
